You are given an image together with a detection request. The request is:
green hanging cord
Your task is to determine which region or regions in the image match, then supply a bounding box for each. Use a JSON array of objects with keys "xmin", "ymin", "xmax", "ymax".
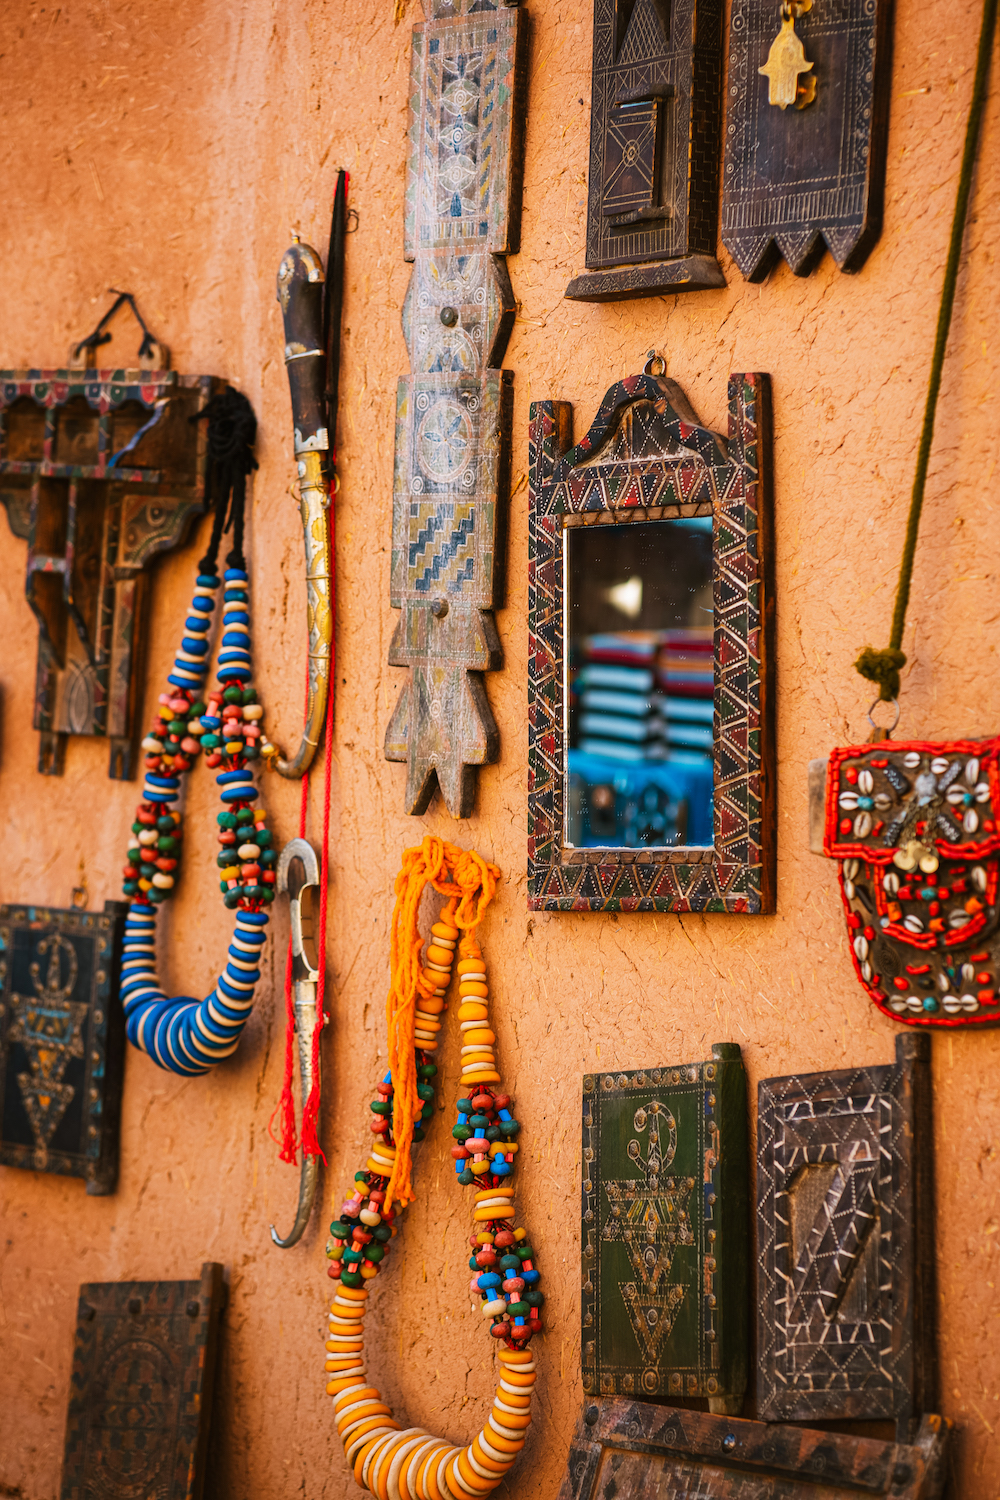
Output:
[{"xmin": 856, "ymin": 0, "xmax": 999, "ymax": 703}]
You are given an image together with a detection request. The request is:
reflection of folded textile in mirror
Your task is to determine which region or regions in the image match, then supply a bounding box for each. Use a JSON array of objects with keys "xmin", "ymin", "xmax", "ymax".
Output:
[
  {"xmin": 578, "ymin": 738, "xmax": 668, "ymax": 762},
  {"xmin": 580, "ymin": 688, "xmax": 665, "ymax": 718},
  {"xmin": 575, "ymin": 664, "xmax": 655, "ymax": 694},
  {"xmin": 567, "ymin": 749, "xmax": 714, "ymax": 848},
  {"xmin": 656, "ymin": 627, "xmax": 714, "ymax": 697},
  {"xmin": 582, "ymin": 631, "xmax": 663, "ymax": 666}
]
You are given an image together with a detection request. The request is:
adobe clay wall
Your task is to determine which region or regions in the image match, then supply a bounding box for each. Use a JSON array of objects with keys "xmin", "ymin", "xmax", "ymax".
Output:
[{"xmin": 0, "ymin": 0, "xmax": 998, "ymax": 1495}]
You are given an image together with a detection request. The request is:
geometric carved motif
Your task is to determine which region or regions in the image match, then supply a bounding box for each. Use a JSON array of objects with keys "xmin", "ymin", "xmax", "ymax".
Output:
[
  {"xmin": 60, "ymin": 1263, "xmax": 224, "ymax": 1500},
  {"xmin": 757, "ymin": 1035, "xmax": 936, "ymax": 1436},
  {"xmin": 582, "ymin": 1048, "xmax": 748, "ymax": 1413},
  {"xmin": 556, "ymin": 1400, "xmax": 952, "ymax": 1500},
  {"xmin": 722, "ymin": 0, "xmax": 894, "ymax": 279},
  {"xmin": 566, "ymin": 0, "xmax": 727, "ymax": 301},
  {"xmin": 0, "ymin": 900, "xmax": 127, "ymax": 1195},
  {"xmin": 0, "ymin": 366, "xmax": 218, "ymax": 778},
  {"xmin": 528, "ymin": 371, "xmax": 774, "ymax": 913},
  {"xmin": 384, "ymin": 0, "xmax": 527, "ymax": 818}
]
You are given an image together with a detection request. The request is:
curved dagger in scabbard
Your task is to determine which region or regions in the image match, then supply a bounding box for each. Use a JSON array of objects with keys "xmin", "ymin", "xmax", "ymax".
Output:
[
  {"xmin": 273, "ymin": 170, "xmax": 346, "ymax": 779},
  {"xmin": 270, "ymin": 838, "xmax": 322, "ymax": 1248}
]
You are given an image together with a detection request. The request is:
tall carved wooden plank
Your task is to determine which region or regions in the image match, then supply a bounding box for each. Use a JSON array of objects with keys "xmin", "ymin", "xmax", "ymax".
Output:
[
  {"xmin": 0, "ymin": 900, "xmax": 127, "ymax": 1195},
  {"xmin": 757, "ymin": 1034, "xmax": 935, "ymax": 1435},
  {"xmin": 384, "ymin": 0, "xmax": 527, "ymax": 818},
  {"xmin": 722, "ymin": 0, "xmax": 894, "ymax": 279},
  {"xmin": 557, "ymin": 1401, "xmax": 952, "ymax": 1500},
  {"xmin": 582, "ymin": 1046, "xmax": 748, "ymax": 1413},
  {"xmin": 565, "ymin": 0, "xmax": 726, "ymax": 303},
  {"xmin": 0, "ymin": 366, "xmax": 219, "ymax": 778},
  {"xmin": 60, "ymin": 1262, "xmax": 224, "ymax": 1500}
]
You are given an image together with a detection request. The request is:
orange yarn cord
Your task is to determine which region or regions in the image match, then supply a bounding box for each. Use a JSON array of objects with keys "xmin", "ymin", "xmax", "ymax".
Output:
[{"xmin": 384, "ymin": 836, "xmax": 499, "ymax": 1208}]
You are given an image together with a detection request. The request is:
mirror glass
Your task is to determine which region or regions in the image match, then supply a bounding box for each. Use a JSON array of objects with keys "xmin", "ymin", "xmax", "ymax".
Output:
[{"xmin": 565, "ymin": 518, "xmax": 714, "ymax": 849}]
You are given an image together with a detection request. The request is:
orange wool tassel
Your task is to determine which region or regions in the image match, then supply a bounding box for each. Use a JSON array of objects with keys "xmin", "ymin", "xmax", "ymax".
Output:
[{"xmin": 384, "ymin": 837, "xmax": 499, "ymax": 1209}]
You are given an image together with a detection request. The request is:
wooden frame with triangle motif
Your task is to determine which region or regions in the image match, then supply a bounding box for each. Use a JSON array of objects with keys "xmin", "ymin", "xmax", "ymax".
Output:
[{"xmin": 528, "ymin": 370, "xmax": 775, "ymax": 913}]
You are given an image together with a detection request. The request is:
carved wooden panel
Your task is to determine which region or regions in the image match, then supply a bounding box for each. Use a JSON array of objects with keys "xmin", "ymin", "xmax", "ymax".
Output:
[
  {"xmin": 582, "ymin": 1047, "xmax": 748, "ymax": 1412},
  {"xmin": 60, "ymin": 1262, "xmax": 224, "ymax": 1500},
  {"xmin": 757, "ymin": 1035, "xmax": 935, "ymax": 1432},
  {"xmin": 557, "ymin": 1400, "xmax": 952, "ymax": 1500},
  {"xmin": 815, "ymin": 736, "xmax": 1000, "ymax": 1029},
  {"xmin": 528, "ymin": 371, "xmax": 775, "ymax": 913},
  {"xmin": 565, "ymin": 0, "xmax": 726, "ymax": 302},
  {"xmin": 722, "ymin": 0, "xmax": 894, "ymax": 279},
  {"xmin": 384, "ymin": 0, "xmax": 527, "ymax": 818},
  {"xmin": 0, "ymin": 900, "xmax": 127, "ymax": 1195},
  {"xmin": 0, "ymin": 367, "xmax": 219, "ymax": 778}
]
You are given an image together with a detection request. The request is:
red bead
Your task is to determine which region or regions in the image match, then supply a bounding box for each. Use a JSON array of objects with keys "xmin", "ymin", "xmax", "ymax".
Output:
[
  {"xmin": 979, "ymin": 989, "xmax": 996, "ymax": 1005},
  {"xmin": 475, "ymin": 1248, "xmax": 497, "ymax": 1268},
  {"xmin": 892, "ymin": 978, "xmax": 908, "ymax": 992},
  {"xmin": 863, "ymin": 926, "xmax": 875, "ymax": 940},
  {"xmin": 509, "ymin": 1322, "xmax": 531, "ymax": 1341},
  {"xmin": 471, "ymin": 1092, "xmax": 493, "ymax": 1110},
  {"xmin": 489, "ymin": 1320, "xmax": 510, "ymax": 1340},
  {"xmin": 845, "ymin": 768, "xmax": 859, "ymax": 785},
  {"xmin": 493, "ymin": 1094, "xmax": 511, "ymax": 1110},
  {"xmin": 839, "ymin": 818, "xmax": 852, "ymax": 834},
  {"xmin": 370, "ymin": 1118, "xmax": 389, "ymax": 1134},
  {"xmin": 494, "ymin": 1229, "xmax": 514, "ymax": 1248},
  {"xmin": 123, "ymin": 864, "xmax": 138, "ymax": 879},
  {"xmin": 327, "ymin": 1262, "xmax": 342, "ymax": 1279},
  {"xmin": 263, "ymin": 871, "xmax": 276, "ymax": 885},
  {"xmin": 451, "ymin": 1144, "xmax": 468, "ymax": 1160}
]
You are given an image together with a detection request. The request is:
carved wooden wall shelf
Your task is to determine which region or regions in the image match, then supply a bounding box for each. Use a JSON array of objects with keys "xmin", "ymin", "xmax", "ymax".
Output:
[
  {"xmin": 582, "ymin": 1048, "xmax": 748, "ymax": 1413},
  {"xmin": 566, "ymin": 0, "xmax": 726, "ymax": 302},
  {"xmin": 528, "ymin": 369, "xmax": 774, "ymax": 913},
  {"xmin": 722, "ymin": 0, "xmax": 894, "ymax": 279},
  {"xmin": 60, "ymin": 1262, "xmax": 224, "ymax": 1500},
  {"xmin": 0, "ymin": 899, "xmax": 127, "ymax": 1195},
  {"xmin": 0, "ymin": 366, "xmax": 219, "ymax": 778},
  {"xmin": 384, "ymin": 0, "xmax": 527, "ymax": 818}
]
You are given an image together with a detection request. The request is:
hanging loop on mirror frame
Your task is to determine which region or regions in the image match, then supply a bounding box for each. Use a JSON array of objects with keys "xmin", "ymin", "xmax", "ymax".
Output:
[{"xmin": 867, "ymin": 696, "xmax": 901, "ymax": 744}]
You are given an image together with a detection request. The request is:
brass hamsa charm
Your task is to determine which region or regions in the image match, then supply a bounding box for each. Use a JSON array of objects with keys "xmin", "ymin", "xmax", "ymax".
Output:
[{"xmin": 760, "ymin": 3, "xmax": 817, "ymax": 110}]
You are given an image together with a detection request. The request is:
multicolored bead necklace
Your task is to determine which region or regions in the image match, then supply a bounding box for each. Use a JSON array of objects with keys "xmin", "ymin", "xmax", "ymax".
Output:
[
  {"xmin": 118, "ymin": 390, "xmax": 276, "ymax": 1076},
  {"xmin": 324, "ymin": 838, "xmax": 544, "ymax": 1499}
]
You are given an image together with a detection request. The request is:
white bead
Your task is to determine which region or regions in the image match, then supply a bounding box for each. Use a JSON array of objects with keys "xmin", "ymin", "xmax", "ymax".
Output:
[
  {"xmin": 152, "ymin": 872, "xmax": 175, "ymax": 889},
  {"xmin": 243, "ymin": 704, "xmax": 264, "ymax": 720},
  {"xmin": 138, "ymin": 830, "xmax": 158, "ymax": 846},
  {"xmin": 238, "ymin": 843, "xmax": 260, "ymax": 860},
  {"xmin": 481, "ymin": 1298, "xmax": 507, "ymax": 1317}
]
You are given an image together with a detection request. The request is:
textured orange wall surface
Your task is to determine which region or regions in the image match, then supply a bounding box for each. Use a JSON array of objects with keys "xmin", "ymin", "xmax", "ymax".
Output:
[{"xmin": 1, "ymin": 1, "xmax": 998, "ymax": 1495}]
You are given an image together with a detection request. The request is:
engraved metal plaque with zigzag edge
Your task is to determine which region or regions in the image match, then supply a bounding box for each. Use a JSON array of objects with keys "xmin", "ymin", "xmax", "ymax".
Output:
[
  {"xmin": 757, "ymin": 1034, "xmax": 936, "ymax": 1431},
  {"xmin": 0, "ymin": 901, "xmax": 127, "ymax": 1194},
  {"xmin": 582, "ymin": 1047, "xmax": 748, "ymax": 1411}
]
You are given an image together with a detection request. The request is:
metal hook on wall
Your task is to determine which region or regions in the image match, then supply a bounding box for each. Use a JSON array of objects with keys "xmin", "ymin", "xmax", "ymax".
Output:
[{"xmin": 270, "ymin": 837, "xmax": 322, "ymax": 1248}]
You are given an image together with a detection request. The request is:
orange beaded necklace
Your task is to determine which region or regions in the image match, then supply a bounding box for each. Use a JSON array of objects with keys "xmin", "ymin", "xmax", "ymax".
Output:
[{"xmin": 324, "ymin": 839, "xmax": 542, "ymax": 1499}]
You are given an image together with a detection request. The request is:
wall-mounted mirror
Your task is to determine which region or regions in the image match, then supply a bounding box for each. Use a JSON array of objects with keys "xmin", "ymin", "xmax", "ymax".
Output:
[{"xmin": 528, "ymin": 368, "xmax": 774, "ymax": 914}]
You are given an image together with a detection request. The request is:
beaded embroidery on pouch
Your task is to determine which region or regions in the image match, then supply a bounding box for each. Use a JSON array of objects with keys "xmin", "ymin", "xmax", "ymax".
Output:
[{"xmin": 822, "ymin": 736, "xmax": 1000, "ymax": 1028}]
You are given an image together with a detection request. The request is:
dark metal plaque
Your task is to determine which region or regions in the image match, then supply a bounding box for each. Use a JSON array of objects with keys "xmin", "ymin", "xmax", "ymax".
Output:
[
  {"xmin": 582, "ymin": 1045, "xmax": 748, "ymax": 1412},
  {"xmin": 60, "ymin": 1262, "xmax": 225, "ymax": 1500},
  {"xmin": 557, "ymin": 1399, "xmax": 951, "ymax": 1500},
  {"xmin": 565, "ymin": 0, "xmax": 726, "ymax": 302},
  {"xmin": 0, "ymin": 900, "xmax": 127, "ymax": 1194},
  {"xmin": 757, "ymin": 1034, "xmax": 935, "ymax": 1432},
  {"xmin": 722, "ymin": 0, "xmax": 894, "ymax": 280}
]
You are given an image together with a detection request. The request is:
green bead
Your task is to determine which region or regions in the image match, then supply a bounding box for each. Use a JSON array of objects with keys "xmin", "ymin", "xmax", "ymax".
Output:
[
  {"xmin": 156, "ymin": 815, "xmax": 175, "ymax": 833},
  {"xmin": 256, "ymin": 828, "xmax": 273, "ymax": 847},
  {"xmin": 241, "ymin": 688, "xmax": 258, "ymax": 705},
  {"xmin": 127, "ymin": 846, "xmax": 141, "ymax": 863},
  {"xmin": 469, "ymin": 1254, "xmax": 479, "ymax": 1271},
  {"xmin": 418, "ymin": 1063, "xmax": 437, "ymax": 1079},
  {"xmin": 223, "ymin": 685, "xmax": 242, "ymax": 703},
  {"xmin": 354, "ymin": 1171, "xmax": 370, "ymax": 1185},
  {"xmin": 516, "ymin": 1245, "xmax": 534, "ymax": 1261},
  {"xmin": 412, "ymin": 1126, "xmax": 426, "ymax": 1142},
  {"xmin": 261, "ymin": 888, "xmax": 275, "ymax": 904},
  {"xmin": 364, "ymin": 1244, "xmax": 385, "ymax": 1263},
  {"xmin": 123, "ymin": 880, "xmax": 139, "ymax": 895},
  {"xmin": 452, "ymin": 1124, "xmax": 472, "ymax": 1141},
  {"xmin": 217, "ymin": 852, "xmax": 234, "ymax": 869},
  {"xmin": 370, "ymin": 1100, "xmax": 392, "ymax": 1117},
  {"xmin": 470, "ymin": 1114, "xmax": 490, "ymax": 1129},
  {"xmin": 420, "ymin": 1103, "xmax": 433, "ymax": 1121},
  {"xmin": 458, "ymin": 1168, "xmax": 475, "ymax": 1186},
  {"xmin": 223, "ymin": 890, "xmax": 240, "ymax": 908},
  {"xmin": 140, "ymin": 863, "xmax": 156, "ymax": 879},
  {"xmin": 220, "ymin": 880, "xmax": 230, "ymax": 894},
  {"xmin": 372, "ymin": 1224, "xmax": 391, "ymax": 1243},
  {"xmin": 417, "ymin": 1083, "xmax": 435, "ymax": 1101},
  {"xmin": 245, "ymin": 746, "xmax": 260, "ymax": 761},
  {"xmin": 236, "ymin": 808, "xmax": 254, "ymax": 825},
  {"xmin": 158, "ymin": 836, "xmax": 178, "ymax": 853},
  {"xmin": 499, "ymin": 1254, "xmax": 520, "ymax": 1271},
  {"xmin": 457, "ymin": 1098, "xmax": 473, "ymax": 1113},
  {"xmin": 131, "ymin": 821, "xmax": 144, "ymax": 835},
  {"xmin": 341, "ymin": 1246, "xmax": 363, "ymax": 1265},
  {"xmin": 501, "ymin": 1120, "xmax": 521, "ymax": 1138},
  {"xmin": 261, "ymin": 849, "xmax": 277, "ymax": 868},
  {"xmin": 217, "ymin": 812, "xmax": 236, "ymax": 828},
  {"xmin": 525, "ymin": 1290, "xmax": 544, "ymax": 1308},
  {"xmin": 168, "ymin": 718, "xmax": 186, "ymax": 735},
  {"xmin": 201, "ymin": 733, "xmax": 221, "ymax": 749},
  {"xmin": 340, "ymin": 1270, "xmax": 364, "ymax": 1289},
  {"xmin": 148, "ymin": 887, "xmax": 167, "ymax": 904},
  {"xmin": 485, "ymin": 1126, "xmax": 501, "ymax": 1142},
  {"xmin": 190, "ymin": 700, "xmax": 207, "ymax": 718},
  {"xmin": 330, "ymin": 1220, "xmax": 350, "ymax": 1238},
  {"xmin": 506, "ymin": 1300, "xmax": 530, "ymax": 1317}
]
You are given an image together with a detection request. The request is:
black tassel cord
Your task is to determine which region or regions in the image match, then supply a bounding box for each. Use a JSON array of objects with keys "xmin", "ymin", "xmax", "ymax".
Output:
[{"xmin": 191, "ymin": 387, "xmax": 259, "ymax": 574}]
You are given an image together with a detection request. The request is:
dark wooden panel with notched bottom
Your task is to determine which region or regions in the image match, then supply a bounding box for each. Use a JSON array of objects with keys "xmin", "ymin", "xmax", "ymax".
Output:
[
  {"xmin": 60, "ymin": 1262, "xmax": 225, "ymax": 1500},
  {"xmin": 757, "ymin": 1035, "xmax": 935, "ymax": 1436},
  {"xmin": 566, "ymin": 0, "xmax": 727, "ymax": 302},
  {"xmin": 556, "ymin": 1399, "xmax": 952, "ymax": 1500},
  {"xmin": 722, "ymin": 0, "xmax": 894, "ymax": 280},
  {"xmin": 582, "ymin": 1046, "xmax": 748, "ymax": 1414},
  {"xmin": 0, "ymin": 900, "xmax": 127, "ymax": 1195}
]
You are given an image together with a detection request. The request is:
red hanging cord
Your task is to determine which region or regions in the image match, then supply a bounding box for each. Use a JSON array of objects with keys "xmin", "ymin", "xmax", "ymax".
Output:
[{"xmin": 269, "ymin": 760, "xmax": 310, "ymax": 1162}]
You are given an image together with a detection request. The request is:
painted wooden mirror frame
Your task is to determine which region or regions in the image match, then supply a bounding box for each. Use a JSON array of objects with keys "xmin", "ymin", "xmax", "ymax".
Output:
[{"xmin": 527, "ymin": 369, "xmax": 774, "ymax": 913}]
